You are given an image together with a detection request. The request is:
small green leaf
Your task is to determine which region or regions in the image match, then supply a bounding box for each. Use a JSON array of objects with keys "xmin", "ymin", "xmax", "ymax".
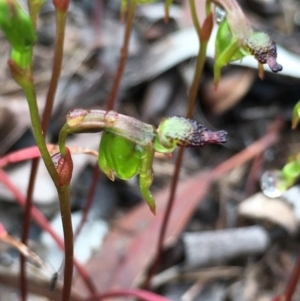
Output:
[
  {"xmin": 292, "ymin": 100, "xmax": 300, "ymax": 129},
  {"xmin": 282, "ymin": 160, "xmax": 300, "ymax": 186}
]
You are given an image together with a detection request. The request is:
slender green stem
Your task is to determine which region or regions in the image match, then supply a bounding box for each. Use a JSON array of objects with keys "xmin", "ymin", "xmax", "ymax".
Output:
[
  {"xmin": 20, "ymin": 6, "xmax": 73, "ymax": 301},
  {"xmin": 20, "ymin": 2, "xmax": 55, "ymax": 299},
  {"xmin": 164, "ymin": 0, "xmax": 173, "ymax": 23},
  {"xmin": 27, "ymin": 0, "xmax": 44, "ymax": 29},
  {"xmin": 22, "ymin": 7, "xmax": 68, "ymax": 247},
  {"xmin": 186, "ymin": 0, "xmax": 210, "ymax": 116},
  {"xmin": 186, "ymin": 41, "xmax": 208, "ymax": 117},
  {"xmin": 189, "ymin": 0, "xmax": 202, "ymax": 41},
  {"xmin": 23, "ymin": 84, "xmax": 60, "ymax": 184},
  {"xmin": 106, "ymin": 0, "xmax": 136, "ymax": 111},
  {"xmin": 17, "ymin": 79, "xmax": 58, "ymax": 300}
]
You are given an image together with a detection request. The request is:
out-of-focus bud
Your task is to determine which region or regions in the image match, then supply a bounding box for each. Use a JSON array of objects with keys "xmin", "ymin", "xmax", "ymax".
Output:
[
  {"xmin": 53, "ymin": 0, "xmax": 69, "ymax": 11},
  {"xmin": 0, "ymin": 0, "xmax": 36, "ymax": 53}
]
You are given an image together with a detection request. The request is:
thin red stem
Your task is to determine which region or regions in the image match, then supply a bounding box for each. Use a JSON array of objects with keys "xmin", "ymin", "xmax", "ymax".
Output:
[
  {"xmin": 106, "ymin": 0, "xmax": 136, "ymax": 111},
  {"xmin": 144, "ymin": 1, "xmax": 211, "ymax": 288},
  {"xmin": 143, "ymin": 148, "xmax": 184, "ymax": 289},
  {"xmin": 20, "ymin": 159, "xmax": 39, "ymax": 301},
  {"xmin": 282, "ymin": 252, "xmax": 300, "ymax": 301},
  {"xmin": 41, "ymin": 9, "xmax": 66, "ymax": 131},
  {"xmin": 75, "ymin": 0, "xmax": 135, "ymax": 283}
]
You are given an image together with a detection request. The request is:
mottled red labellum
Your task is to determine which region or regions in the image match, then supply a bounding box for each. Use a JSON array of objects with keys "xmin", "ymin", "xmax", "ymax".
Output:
[{"xmin": 200, "ymin": 130, "xmax": 228, "ymax": 144}]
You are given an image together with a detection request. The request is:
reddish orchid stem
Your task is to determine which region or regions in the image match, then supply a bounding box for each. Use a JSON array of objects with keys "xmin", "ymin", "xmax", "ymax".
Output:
[
  {"xmin": 106, "ymin": 0, "xmax": 136, "ymax": 110},
  {"xmin": 143, "ymin": 148, "xmax": 184, "ymax": 289},
  {"xmin": 20, "ymin": 160, "xmax": 39, "ymax": 301},
  {"xmin": 0, "ymin": 169, "xmax": 96, "ymax": 293},
  {"xmin": 74, "ymin": 0, "xmax": 135, "ymax": 285},
  {"xmin": 92, "ymin": 0, "xmax": 103, "ymax": 46},
  {"xmin": 281, "ymin": 251, "xmax": 300, "ymax": 301}
]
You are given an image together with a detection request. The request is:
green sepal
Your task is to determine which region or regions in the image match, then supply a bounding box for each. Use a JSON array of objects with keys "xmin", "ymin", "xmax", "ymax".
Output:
[{"xmin": 215, "ymin": 18, "xmax": 249, "ymax": 63}]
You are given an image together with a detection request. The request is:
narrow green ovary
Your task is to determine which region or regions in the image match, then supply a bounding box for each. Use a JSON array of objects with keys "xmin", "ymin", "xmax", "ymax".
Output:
[{"xmin": 139, "ymin": 144, "xmax": 156, "ymax": 214}]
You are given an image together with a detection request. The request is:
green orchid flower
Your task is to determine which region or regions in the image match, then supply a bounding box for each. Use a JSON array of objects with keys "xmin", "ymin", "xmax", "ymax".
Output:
[
  {"xmin": 213, "ymin": 1, "xmax": 282, "ymax": 89},
  {"xmin": 58, "ymin": 109, "xmax": 227, "ymax": 214}
]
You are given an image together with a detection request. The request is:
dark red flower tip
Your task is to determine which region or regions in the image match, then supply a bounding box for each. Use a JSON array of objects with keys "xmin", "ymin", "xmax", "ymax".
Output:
[{"xmin": 53, "ymin": 0, "xmax": 69, "ymax": 12}]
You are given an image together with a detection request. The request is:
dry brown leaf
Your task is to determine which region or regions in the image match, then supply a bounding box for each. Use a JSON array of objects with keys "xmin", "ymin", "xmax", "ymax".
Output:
[
  {"xmin": 238, "ymin": 193, "xmax": 299, "ymax": 234},
  {"xmin": 202, "ymin": 68, "xmax": 256, "ymax": 115}
]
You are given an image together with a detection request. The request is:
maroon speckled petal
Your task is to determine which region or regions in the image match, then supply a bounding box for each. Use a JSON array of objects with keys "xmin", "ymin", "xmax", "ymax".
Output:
[{"xmin": 175, "ymin": 118, "xmax": 228, "ymax": 147}]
